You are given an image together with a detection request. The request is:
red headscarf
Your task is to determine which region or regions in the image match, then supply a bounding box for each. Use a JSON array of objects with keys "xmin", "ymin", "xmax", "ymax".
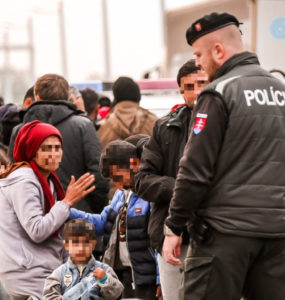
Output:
[{"xmin": 13, "ymin": 120, "xmax": 65, "ymax": 215}]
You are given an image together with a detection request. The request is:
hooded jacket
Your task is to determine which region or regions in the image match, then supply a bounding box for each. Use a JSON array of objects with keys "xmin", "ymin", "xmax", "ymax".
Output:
[
  {"xmin": 0, "ymin": 167, "xmax": 69, "ymax": 298},
  {"xmin": 9, "ymin": 100, "xmax": 109, "ymax": 214},
  {"xmin": 97, "ymin": 101, "xmax": 157, "ymax": 149}
]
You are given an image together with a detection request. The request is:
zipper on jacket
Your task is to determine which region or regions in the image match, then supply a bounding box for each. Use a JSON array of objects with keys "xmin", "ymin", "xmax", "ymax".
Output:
[
  {"xmin": 125, "ymin": 215, "xmax": 136, "ymax": 290},
  {"xmin": 124, "ymin": 190, "xmax": 136, "ymax": 290}
]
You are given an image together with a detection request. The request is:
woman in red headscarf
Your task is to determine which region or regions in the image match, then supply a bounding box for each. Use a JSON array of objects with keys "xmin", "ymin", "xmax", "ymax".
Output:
[{"xmin": 0, "ymin": 120, "xmax": 95, "ymax": 300}]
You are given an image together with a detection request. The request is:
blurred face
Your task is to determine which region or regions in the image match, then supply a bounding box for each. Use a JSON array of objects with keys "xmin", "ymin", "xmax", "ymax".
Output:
[
  {"xmin": 109, "ymin": 158, "xmax": 139, "ymax": 190},
  {"xmin": 65, "ymin": 236, "xmax": 96, "ymax": 265},
  {"xmin": 33, "ymin": 136, "xmax": 62, "ymax": 177},
  {"xmin": 180, "ymin": 70, "xmax": 208, "ymax": 107},
  {"xmin": 110, "ymin": 165, "xmax": 131, "ymax": 190},
  {"xmin": 193, "ymin": 37, "xmax": 219, "ymax": 81}
]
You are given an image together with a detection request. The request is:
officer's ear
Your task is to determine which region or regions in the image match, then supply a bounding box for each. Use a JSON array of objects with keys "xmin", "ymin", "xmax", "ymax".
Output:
[{"xmin": 212, "ymin": 42, "xmax": 224, "ymax": 62}]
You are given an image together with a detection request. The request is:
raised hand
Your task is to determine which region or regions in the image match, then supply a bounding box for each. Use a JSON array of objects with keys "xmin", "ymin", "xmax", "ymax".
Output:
[{"xmin": 63, "ymin": 173, "xmax": 95, "ymax": 207}]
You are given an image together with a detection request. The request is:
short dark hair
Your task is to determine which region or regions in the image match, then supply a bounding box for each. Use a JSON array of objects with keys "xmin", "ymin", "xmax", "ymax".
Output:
[
  {"xmin": 80, "ymin": 88, "xmax": 99, "ymax": 115},
  {"xmin": 177, "ymin": 59, "xmax": 200, "ymax": 87},
  {"xmin": 63, "ymin": 219, "xmax": 96, "ymax": 241},
  {"xmin": 23, "ymin": 86, "xmax": 35, "ymax": 103},
  {"xmin": 100, "ymin": 140, "xmax": 138, "ymax": 178},
  {"xmin": 34, "ymin": 74, "xmax": 69, "ymax": 101},
  {"xmin": 98, "ymin": 95, "xmax": 111, "ymax": 108}
]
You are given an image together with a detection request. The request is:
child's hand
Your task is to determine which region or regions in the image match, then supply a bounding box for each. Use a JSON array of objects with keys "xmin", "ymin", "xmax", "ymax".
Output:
[{"xmin": 93, "ymin": 267, "xmax": 106, "ymax": 280}]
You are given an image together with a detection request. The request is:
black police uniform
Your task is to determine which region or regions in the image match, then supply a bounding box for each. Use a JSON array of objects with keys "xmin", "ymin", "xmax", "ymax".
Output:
[{"xmin": 166, "ymin": 44, "xmax": 285, "ymax": 300}]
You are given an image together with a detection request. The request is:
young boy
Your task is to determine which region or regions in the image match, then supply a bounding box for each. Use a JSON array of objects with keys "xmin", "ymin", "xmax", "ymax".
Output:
[
  {"xmin": 43, "ymin": 218, "xmax": 123, "ymax": 300},
  {"xmin": 69, "ymin": 140, "xmax": 159, "ymax": 300}
]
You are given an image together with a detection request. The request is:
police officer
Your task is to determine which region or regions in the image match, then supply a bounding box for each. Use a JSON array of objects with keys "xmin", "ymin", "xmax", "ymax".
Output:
[{"xmin": 163, "ymin": 12, "xmax": 285, "ymax": 300}]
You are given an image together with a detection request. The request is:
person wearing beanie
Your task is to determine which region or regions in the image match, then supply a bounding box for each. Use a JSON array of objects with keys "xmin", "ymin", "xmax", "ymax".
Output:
[
  {"xmin": 163, "ymin": 12, "xmax": 285, "ymax": 300},
  {"xmin": 0, "ymin": 120, "xmax": 95, "ymax": 299},
  {"xmin": 112, "ymin": 76, "xmax": 141, "ymax": 105},
  {"xmin": 97, "ymin": 76, "xmax": 157, "ymax": 149}
]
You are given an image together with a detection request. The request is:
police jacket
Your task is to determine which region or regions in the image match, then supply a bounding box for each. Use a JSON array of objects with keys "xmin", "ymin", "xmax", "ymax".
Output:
[
  {"xmin": 69, "ymin": 189, "xmax": 157, "ymax": 286},
  {"xmin": 9, "ymin": 100, "xmax": 109, "ymax": 214},
  {"xmin": 166, "ymin": 51, "xmax": 285, "ymax": 238},
  {"xmin": 135, "ymin": 105, "xmax": 191, "ymax": 252}
]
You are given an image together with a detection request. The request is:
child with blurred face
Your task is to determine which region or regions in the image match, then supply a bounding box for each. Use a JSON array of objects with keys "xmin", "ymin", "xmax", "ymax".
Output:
[{"xmin": 43, "ymin": 219, "xmax": 123, "ymax": 299}]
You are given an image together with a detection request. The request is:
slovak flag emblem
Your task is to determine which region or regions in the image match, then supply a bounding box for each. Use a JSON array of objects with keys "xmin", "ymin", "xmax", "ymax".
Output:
[{"xmin": 193, "ymin": 113, "xmax": 208, "ymax": 135}]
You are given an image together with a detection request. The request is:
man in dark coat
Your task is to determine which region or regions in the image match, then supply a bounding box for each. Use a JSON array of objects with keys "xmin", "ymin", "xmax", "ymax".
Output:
[
  {"xmin": 134, "ymin": 60, "xmax": 207, "ymax": 300},
  {"xmin": 9, "ymin": 74, "xmax": 109, "ymax": 214},
  {"xmin": 163, "ymin": 12, "xmax": 285, "ymax": 300}
]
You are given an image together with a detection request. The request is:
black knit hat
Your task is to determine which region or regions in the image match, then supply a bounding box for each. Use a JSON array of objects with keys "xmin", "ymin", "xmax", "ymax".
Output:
[
  {"xmin": 186, "ymin": 12, "xmax": 242, "ymax": 46},
  {"xmin": 112, "ymin": 76, "xmax": 141, "ymax": 104}
]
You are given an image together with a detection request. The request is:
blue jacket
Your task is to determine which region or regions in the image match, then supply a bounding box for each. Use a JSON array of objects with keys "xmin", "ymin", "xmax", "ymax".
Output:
[{"xmin": 70, "ymin": 189, "xmax": 157, "ymax": 286}]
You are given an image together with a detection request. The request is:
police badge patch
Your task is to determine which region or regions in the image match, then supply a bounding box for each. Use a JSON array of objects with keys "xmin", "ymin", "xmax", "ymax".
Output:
[
  {"xmin": 193, "ymin": 113, "xmax": 208, "ymax": 134},
  {"xmin": 64, "ymin": 274, "xmax": 72, "ymax": 287}
]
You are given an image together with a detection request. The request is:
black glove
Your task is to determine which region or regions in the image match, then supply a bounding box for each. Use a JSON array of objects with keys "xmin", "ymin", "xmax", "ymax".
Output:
[{"xmin": 188, "ymin": 217, "xmax": 214, "ymax": 245}]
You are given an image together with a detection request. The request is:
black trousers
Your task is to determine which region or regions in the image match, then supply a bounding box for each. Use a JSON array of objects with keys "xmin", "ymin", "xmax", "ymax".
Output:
[
  {"xmin": 116, "ymin": 267, "xmax": 157, "ymax": 300},
  {"xmin": 181, "ymin": 229, "xmax": 285, "ymax": 300}
]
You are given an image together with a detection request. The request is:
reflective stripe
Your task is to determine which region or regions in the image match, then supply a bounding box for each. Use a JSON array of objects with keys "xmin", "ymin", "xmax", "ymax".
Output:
[{"xmin": 215, "ymin": 75, "xmax": 241, "ymax": 94}]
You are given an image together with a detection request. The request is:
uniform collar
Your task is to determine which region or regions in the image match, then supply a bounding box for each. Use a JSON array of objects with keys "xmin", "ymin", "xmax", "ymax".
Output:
[{"xmin": 212, "ymin": 51, "xmax": 260, "ymax": 81}]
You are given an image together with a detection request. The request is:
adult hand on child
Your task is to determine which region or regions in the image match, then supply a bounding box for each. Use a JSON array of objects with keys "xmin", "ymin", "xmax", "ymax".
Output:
[
  {"xmin": 93, "ymin": 267, "xmax": 106, "ymax": 281},
  {"xmin": 63, "ymin": 173, "xmax": 95, "ymax": 207}
]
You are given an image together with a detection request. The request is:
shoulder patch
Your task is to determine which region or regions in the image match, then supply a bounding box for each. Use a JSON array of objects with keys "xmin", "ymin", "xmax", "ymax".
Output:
[
  {"xmin": 135, "ymin": 208, "xmax": 142, "ymax": 214},
  {"xmin": 193, "ymin": 113, "xmax": 208, "ymax": 135}
]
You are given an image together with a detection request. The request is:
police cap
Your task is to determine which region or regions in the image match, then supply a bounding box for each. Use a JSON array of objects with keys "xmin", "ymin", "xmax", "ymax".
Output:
[{"xmin": 186, "ymin": 12, "xmax": 242, "ymax": 46}]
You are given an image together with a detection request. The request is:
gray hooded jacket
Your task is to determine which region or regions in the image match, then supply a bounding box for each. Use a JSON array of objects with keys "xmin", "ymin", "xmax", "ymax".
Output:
[{"xmin": 0, "ymin": 167, "xmax": 70, "ymax": 298}]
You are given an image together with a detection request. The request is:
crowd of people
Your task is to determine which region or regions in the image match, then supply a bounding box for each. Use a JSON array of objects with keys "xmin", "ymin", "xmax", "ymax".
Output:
[{"xmin": 0, "ymin": 10, "xmax": 285, "ymax": 300}]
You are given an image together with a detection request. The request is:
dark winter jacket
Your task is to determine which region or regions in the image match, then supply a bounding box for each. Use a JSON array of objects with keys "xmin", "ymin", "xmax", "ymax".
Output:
[
  {"xmin": 69, "ymin": 189, "xmax": 157, "ymax": 286},
  {"xmin": 135, "ymin": 105, "xmax": 191, "ymax": 252},
  {"xmin": 166, "ymin": 51, "xmax": 285, "ymax": 238},
  {"xmin": 9, "ymin": 100, "xmax": 109, "ymax": 213}
]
